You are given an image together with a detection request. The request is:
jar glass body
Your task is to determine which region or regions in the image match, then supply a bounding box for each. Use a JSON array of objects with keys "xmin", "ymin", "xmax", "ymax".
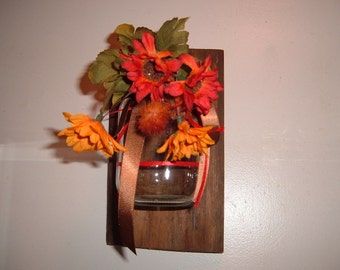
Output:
[{"xmin": 134, "ymin": 120, "xmax": 198, "ymax": 209}]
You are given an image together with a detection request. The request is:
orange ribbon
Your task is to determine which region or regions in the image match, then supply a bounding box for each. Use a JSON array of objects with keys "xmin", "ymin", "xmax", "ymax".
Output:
[
  {"xmin": 193, "ymin": 105, "xmax": 221, "ymax": 207},
  {"xmin": 117, "ymin": 106, "xmax": 144, "ymax": 254}
]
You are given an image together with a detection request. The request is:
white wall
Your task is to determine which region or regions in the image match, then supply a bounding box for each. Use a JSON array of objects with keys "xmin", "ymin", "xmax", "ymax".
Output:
[{"xmin": 1, "ymin": 0, "xmax": 340, "ymax": 269}]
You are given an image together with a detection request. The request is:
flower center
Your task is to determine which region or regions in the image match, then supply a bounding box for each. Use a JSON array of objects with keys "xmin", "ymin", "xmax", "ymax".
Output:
[
  {"xmin": 192, "ymin": 81, "xmax": 202, "ymax": 93},
  {"xmin": 143, "ymin": 60, "xmax": 164, "ymax": 82}
]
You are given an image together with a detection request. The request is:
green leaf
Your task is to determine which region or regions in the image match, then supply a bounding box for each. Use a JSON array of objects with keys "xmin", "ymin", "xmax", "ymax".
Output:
[
  {"xmin": 176, "ymin": 66, "xmax": 190, "ymax": 81},
  {"xmin": 88, "ymin": 49, "xmax": 121, "ymax": 85},
  {"xmin": 88, "ymin": 61, "xmax": 117, "ymax": 85},
  {"xmin": 155, "ymin": 17, "xmax": 189, "ymax": 57},
  {"xmin": 114, "ymin": 24, "xmax": 155, "ymax": 55},
  {"xmin": 103, "ymin": 76, "xmax": 129, "ymax": 93},
  {"xmin": 111, "ymin": 92, "xmax": 125, "ymax": 106},
  {"xmin": 134, "ymin": 27, "xmax": 154, "ymax": 40},
  {"xmin": 100, "ymin": 77, "xmax": 130, "ymax": 111},
  {"xmin": 96, "ymin": 48, "xmax": 121, "ymax": 64},
  {"xmin": 114, "ymin": 78, "xmax": 130, "ymax": 92},
  {"xmin": 114, "ymin": 23, "xmax": 135, "ymax": 46}
]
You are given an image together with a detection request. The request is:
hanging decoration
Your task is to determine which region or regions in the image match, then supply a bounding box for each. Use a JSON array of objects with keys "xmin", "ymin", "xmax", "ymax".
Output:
[{"xmin": 57, "ymin": 17, "xmax": 224, "ymax": 253}]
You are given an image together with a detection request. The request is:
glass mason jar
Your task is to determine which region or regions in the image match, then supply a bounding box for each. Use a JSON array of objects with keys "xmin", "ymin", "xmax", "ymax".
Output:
[{"xmin": 134, "ymin": 119, "xmax": 199, "ymax": 209}]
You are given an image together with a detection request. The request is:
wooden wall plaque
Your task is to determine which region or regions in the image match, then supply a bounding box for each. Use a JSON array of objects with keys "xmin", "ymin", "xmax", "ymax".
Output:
[{"xmin": 107, "ymin": 49, "xmax": 224, "ymax": 253}]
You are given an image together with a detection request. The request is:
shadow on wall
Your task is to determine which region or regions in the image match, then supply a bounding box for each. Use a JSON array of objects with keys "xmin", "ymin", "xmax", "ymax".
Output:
[
  {"xmin": 48, "ymin": 34, "xmax": 124, "ymax": 167},
  {"xmin": 44, "ymin": 128, "xmax": 107, "ymax": 167},
  {"xmin": 78, "ymin": 65, "xmax": 106, "ymax": 116}
]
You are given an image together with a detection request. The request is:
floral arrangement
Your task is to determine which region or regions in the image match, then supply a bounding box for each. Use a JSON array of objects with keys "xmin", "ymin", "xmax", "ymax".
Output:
[{"xmin": 58, "ymin": 17, "xmax": 223, "ymax": 162}]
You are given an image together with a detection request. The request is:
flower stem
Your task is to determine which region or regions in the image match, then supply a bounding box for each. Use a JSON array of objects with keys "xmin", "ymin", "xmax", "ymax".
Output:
[
  {"xmin": 95, "ymin": 113, "xmax": 103, "ymax": 121},
  {"xmin": 176, "ymin": 105, "xmax": 183, "ymax": 124}
]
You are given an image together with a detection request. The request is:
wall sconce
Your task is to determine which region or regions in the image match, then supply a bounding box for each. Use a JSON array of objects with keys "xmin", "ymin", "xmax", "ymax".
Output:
[
  {"xmin": 58, "ymin": 17, "xmax": 224, "ymax": 255},
  {"xmin": 107, "ymin": 48, "xmax": 224, "ymax": 254}
]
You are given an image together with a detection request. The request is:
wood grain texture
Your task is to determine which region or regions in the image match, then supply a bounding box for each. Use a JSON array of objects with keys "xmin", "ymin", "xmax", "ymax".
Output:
[{"xmin": 107, "ymin": 49, "xmax": 224, "ymax": 253}]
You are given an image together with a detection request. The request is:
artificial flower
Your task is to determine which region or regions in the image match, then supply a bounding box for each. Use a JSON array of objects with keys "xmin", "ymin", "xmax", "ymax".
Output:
[
  {"xmin": 165, "ymin": 54, "xmax": 223, "ymax": 115},
  {"xmin": 58, "ymin": 18, "xmax": 223, "ymax": 160},
  {"xmin": 58, "ymin": 112, "xmax": 126, "ymax": 157},
  {"xmin": 121, "ymin": 32, "xmax": 182, "ymax": 102},
  {"xmin": 156, "ymin": 120, "xmax": 215, "ymax": 161},
  {"xmin": 137, "ymin": 100, "xmax": 171, "ymax": 136}
]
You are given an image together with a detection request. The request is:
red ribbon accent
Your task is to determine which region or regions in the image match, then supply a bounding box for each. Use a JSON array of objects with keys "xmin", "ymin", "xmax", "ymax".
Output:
[
  {"xmin": 193, "ymin": 150, "xmax": 210, "ymax": 208},
  {"xmin": 116, "ymin": 122, "xmax": 129, "ymax": 142},
  {"xmin": 140, "ymin": 161, "xmax": 199, "ymax": 167},
  {"xmin": 117, "ymin": 161, "xmax": 199, "ymax": 168}
]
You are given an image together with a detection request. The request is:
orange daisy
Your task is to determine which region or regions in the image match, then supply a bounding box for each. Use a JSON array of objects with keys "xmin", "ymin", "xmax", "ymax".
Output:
[
  {"xmin": 58, "ymin": 112, "xmax": 126, "ymax": 157},
  {"xmin": 156, "ymin": 120, "xmax": 215, "ymax": 161}
]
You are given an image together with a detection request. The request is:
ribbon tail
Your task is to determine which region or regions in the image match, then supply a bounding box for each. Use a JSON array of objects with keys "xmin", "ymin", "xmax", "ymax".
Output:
[
  {"xmin": 117, "ymin": 106, "xmax": 144, "ymax": 254},
  {"xmin": 193, "ymin": 149, "xmax": 210, "ymax": 208},
  {"xmin": 193, "ymin": 105, "xmax": 220, "ymax": 207}
]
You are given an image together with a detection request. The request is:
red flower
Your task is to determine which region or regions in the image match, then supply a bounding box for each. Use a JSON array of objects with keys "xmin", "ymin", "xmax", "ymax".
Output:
[
  {"xmin": 165, "ymin": 54, "xmax": 223, "ymax": 115},
  {"xmin": 121, "ymin": 32, "xmax": 182, "ymax": 102}
]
